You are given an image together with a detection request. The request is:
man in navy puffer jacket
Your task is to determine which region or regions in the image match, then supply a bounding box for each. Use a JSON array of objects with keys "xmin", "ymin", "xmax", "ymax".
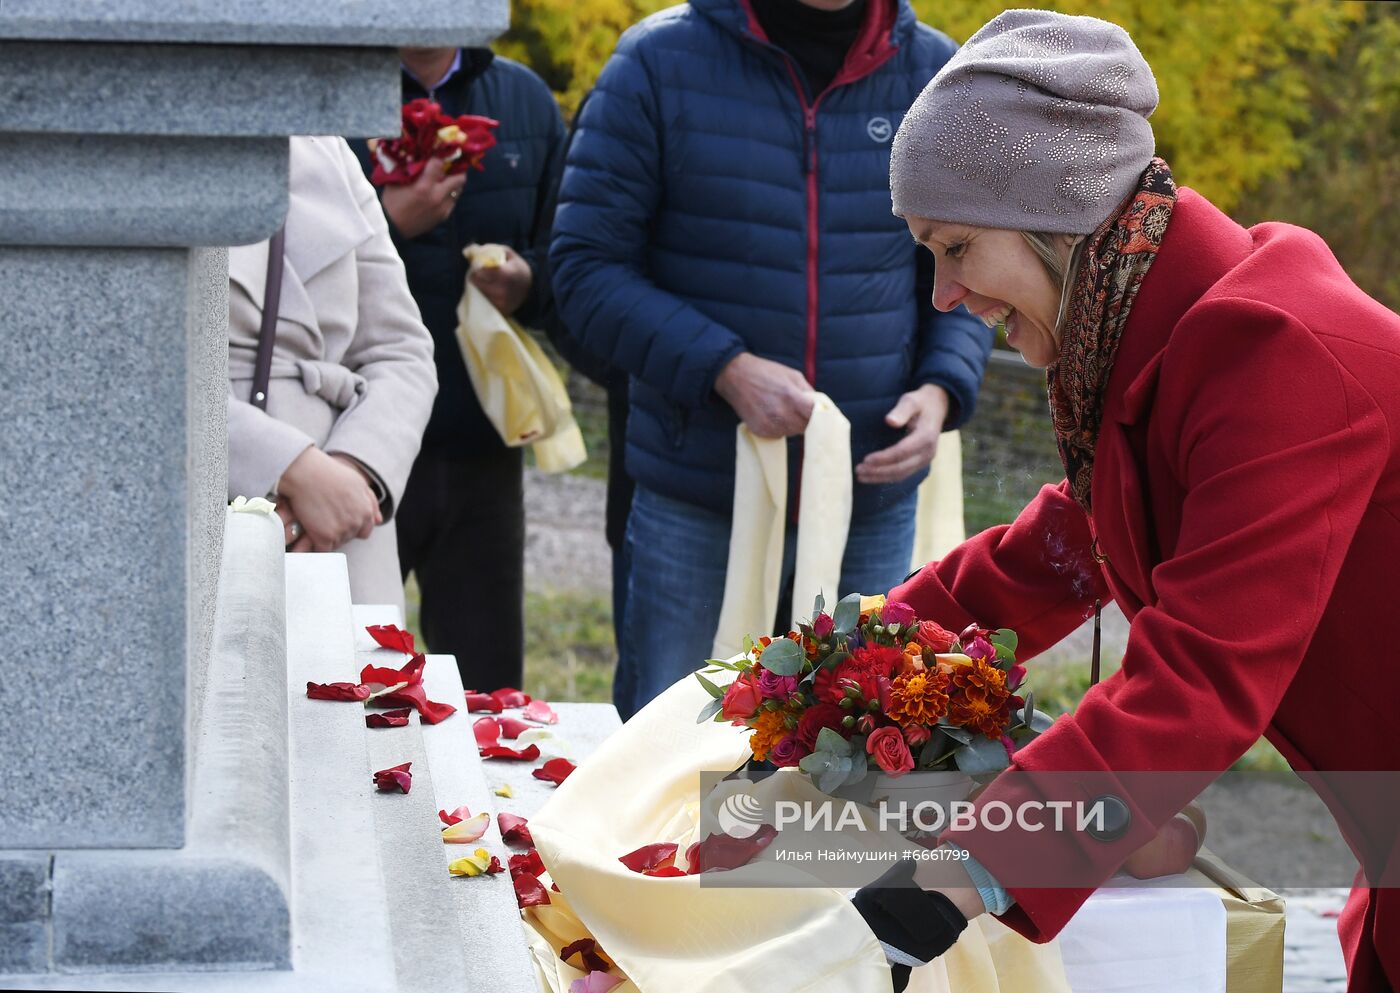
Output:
[{"xmin": 551, "ymin": 0, "xmax": 989, "ymax": 719}]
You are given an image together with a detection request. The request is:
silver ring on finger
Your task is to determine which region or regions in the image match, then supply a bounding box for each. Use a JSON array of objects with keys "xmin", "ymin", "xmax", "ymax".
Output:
[
  {"xmin": 449, "ymin": 189, "xmax": 461, "ymax": 200},
  {"xmin": 288, "ymin": 521, "xmax": 303, "ymax": 541}
]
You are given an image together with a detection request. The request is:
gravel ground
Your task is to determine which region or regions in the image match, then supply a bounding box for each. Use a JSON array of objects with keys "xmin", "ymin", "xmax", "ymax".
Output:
[{"xmin": 524, "ymin": 469, "xmax": 1352, "ymax": 988}]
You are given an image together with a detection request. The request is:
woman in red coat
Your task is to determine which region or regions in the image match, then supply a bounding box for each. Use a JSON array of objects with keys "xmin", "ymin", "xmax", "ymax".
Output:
[{"xmin": 852, "ymin": 9, "xmax": 1400, "ymax": 992}]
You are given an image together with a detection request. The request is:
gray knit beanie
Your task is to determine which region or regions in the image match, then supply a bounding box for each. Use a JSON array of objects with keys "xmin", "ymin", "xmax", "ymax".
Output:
[{"xmin": 890, "ymin": 9, "xmax": 1159, "ymax": 234}]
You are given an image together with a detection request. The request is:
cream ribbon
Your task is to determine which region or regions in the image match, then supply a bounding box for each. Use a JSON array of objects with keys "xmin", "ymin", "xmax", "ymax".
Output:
[
  {"xmin": 910, "ymin": 430, "xmax": 966, "ymax": 570},
  {"xmin": 711, "ymin": 393, "xmax": 852, "ymax": 660},
  {"xmin": 455, "ymin": 244, "xmax": 587, "ymax": 473}
]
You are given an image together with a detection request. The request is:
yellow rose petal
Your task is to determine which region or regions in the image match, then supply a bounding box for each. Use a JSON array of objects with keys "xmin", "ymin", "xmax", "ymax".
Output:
[
  {"xmin": 493, "ymin": 784, "xmax": 514, "ymax": 798},
  {"xmin": 442, "ymin": 812, "xmax": 491, "ymax": 844},
  {"xmin": 860, "ymin": 593, "xmax": 887, "ymax": 612},
  {"xmin": 448, "ymin": 848, "xmax": 494, "ymax": 877}
]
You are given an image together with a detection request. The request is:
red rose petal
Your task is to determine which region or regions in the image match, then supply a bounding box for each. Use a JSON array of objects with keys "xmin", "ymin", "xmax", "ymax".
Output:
[
  {"xmin": 361, "ymin": 653, "xmax": 426, "ymax": 689},
  {"xmin": 685, "ymin": 825, "xmax": 778, "ymax": 874},
  {"xmin": 485, "ymin": 856, "xmax": 505, "ymax": 875},
  {"xmin": 480, "ymin": 744, "xmax": 542, "ymax": 762},
  {"xmin": 508, "ymin": 849, "xmax": 547, "ymax": 880},
  {"xmin": 499, "ymin": 813, "xmax": 534, "ymax": 847},
  {"xmin": 365, "ymin": 708, "xmax": 411, "ymax": 728},
  {"xmin": 372, "ymin": 672, "xmax": 457, "ymax": 726},
  {"xmin": 439, "ymin": 804, "xmax": 472, "ymax": 827},
  {"xmin": 491, "ymin": 687, "xmax": 532, "ymax": 709},
  {"xmin": 644, "ymin": 865, "xmax": 688, "ymax": 878},
  {"xmin": 496, "ymin": 715, "xmax": 533, "ymax": 739},
  {"xmin": 618, "ymin": 843, "xmax": 678, "ymax": 874},
  {"xmin": 465, "ymin": 691, "xmax": 503, "ymax": 713},
  {"xmin": 523, "ymin": 699, "xmax": 559, "ymax": 725},
  {"xmin": 560, "ymin": 938, "xmax": 611, "ymax": 974},
  {"xmin": 307, "ymin": 681, "xmax": 371, "ymax": 701},
  {"xmin": 373, "ymin": 762, "xmax": 412, "ymax": 794},
  {"xmin": 366, "ymin": 624, "xmax": 416, "ymax": 655},
  {"xmin": 532, "ymin": 757, "xmax": 575, "ymax": 785},
  {"xmin": 513, "ymin": 871, "xmax": 551, "ymax": 908},
  {"xmin": 474, "ymin": 717, "xmax": 502, "ymax": 747}
]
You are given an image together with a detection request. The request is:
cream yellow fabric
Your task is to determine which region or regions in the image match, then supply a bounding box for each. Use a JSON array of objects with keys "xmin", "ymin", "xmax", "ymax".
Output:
[
  {"xmin": 456, "ymin": 244, "xmax": 587, "ymax": 473},
  {"xmin": 1192, "ymin": 850, "xmax": 1286, "ymax": 993},
  {"xmin": 711, "ymin": 395, "xmax": 851, "ymax": 660},
  {"xmin": 910, "ymin": 431, "xmax": 966, "ymax": 571},
  {"xmin": 525, "ymin": 675, "xmax": 1072, "ymax": 993}
]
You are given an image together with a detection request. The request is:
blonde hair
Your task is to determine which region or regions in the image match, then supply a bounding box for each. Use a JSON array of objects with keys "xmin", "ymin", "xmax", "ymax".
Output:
[{"xmin": 1020, "ymin": 231, "xmax": 1086, "ymax": 334}]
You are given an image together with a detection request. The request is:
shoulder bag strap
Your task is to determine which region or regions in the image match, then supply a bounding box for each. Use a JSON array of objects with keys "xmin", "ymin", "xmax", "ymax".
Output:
[{"xmin": 250, "ymin": 225, "xmax": 286, "ymax": 411}]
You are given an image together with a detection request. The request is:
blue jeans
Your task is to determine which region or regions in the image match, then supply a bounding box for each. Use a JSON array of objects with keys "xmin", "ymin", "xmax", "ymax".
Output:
[{"xmin": 614, "ymin": 485, "xmax": 918, "ymax": 721}]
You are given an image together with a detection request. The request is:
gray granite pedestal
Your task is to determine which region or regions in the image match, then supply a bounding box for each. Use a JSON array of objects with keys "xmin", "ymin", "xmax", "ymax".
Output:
[{"xmin": 0, "ymin": 0, "xmax": 506, "ymax": 981}]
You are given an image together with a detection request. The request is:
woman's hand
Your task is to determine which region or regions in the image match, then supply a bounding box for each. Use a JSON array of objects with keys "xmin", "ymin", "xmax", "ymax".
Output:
[
  {"xmin": 1121, "ymin": 804, "xmax": 1206, "ymax": 879},
  {"xmin": 469, "ymin": 244, "xmax": 534, "ymax": 316},
  {"xmin": 276, "ymin": 447, "xmax": 381, "ymax": 552}
]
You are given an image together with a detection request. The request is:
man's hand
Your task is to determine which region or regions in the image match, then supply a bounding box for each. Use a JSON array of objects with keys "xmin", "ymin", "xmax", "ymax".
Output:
[
  {"xmin": 470, "ymin": 245, "xmax": 534, "ymax": 316},
  {"xmin": 380, "ymin": 157, "xmax": 466, "ymax": 239},
  {"xmin": 276, "ymin": 447, "xmax": 382, "ymax": 552},
  {"xmin": 714, "ymin": 352, "xmax": 815, "ymax": 438},
  {"xmin": 855, "ymin": 384, "xmax": 950, "ymax": 485}
]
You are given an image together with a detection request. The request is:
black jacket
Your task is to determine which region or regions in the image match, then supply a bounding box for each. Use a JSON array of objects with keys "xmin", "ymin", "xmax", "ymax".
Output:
[{"xmin": 351, "ymin": 49, "xmax": 567, "ymax": 457}]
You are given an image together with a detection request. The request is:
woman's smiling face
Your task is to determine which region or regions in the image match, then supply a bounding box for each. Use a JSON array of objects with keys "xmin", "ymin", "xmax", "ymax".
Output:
[{"xmin": 905, "ymin": 216, "xmax": 1070, "ymax": 368}]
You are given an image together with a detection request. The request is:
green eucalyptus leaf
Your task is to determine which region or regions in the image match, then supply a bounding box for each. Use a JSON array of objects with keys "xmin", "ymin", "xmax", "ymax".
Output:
[
  {"xmin": 813, "ymin": 591, "xmax": 826, "ymax": 616},
  {"xmin": 991, "ymin": 629, "xmax": 1019, "ymax": 652},
  {"xmin": 758, "ymin": 637, "xmax": 804, "ymax": 675},
  {"xmin": 743, "ymin": 635, "xmax": 755, "ymax": 654},
  {"xmin": 936, "ymin": 723, "xmax": 974, "ymax": 746},
  {"xmin": 833, "ymin": 592, "xmax": 862, "ymax": 634},
  {"xmin": 814, "ymin": 726, "xmax": 853, "ymax": 757},
  {"xmin": 994, "ymin": 644, "xmax": 1018, "ymax": 667},
  {"xmin": 696, "ymin": 697, "xmax": 725, "ymax": 724},
  {"xmin": 1019, "ymin": 691, "xmax": 1035, "ymax": 728},
  {"xmin": 694, "ymin": 672, "xmax": 726, "ymax": 700},
  {"xmin": 818, "ymin": 756, "xmax": 853, "ymax": 795},
  {"xmin": 954, "ymin": 735, "xmax": 1013, "ymax": 776}
]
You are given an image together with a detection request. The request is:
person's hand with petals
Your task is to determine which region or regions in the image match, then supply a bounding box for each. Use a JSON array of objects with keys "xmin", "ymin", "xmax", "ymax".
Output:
[
  {"xmin": 714, "ymin": 352, "xmax": 815, "ymax": 438},
  {"xmin": 855, "ymin": 383, "xmax": 950, "ymax": 485},
  {"xmin": 469, "ymin": 244, "xmax": 534, "ymax": 316},
  {"xmin": 276, "ymin": 447, "xmax": 381, "ymax": 552},
  {"xmin": 381, "ymin": 157, "xmax": 466, "ymax": 239}
]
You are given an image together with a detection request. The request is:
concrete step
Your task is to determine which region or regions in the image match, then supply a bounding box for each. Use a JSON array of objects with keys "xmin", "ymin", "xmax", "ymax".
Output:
[{"xmin": 352, "ymin": 605, "xmax": 534, "ymax": 993}]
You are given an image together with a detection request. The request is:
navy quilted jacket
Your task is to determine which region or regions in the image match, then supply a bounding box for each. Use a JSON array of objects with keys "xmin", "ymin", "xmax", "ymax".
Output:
[{"xmin": 550, "ymin": 0, "xmax": 989, "ymax": 517}]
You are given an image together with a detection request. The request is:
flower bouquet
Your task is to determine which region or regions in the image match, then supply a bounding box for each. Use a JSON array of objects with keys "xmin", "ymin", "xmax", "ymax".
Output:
[
  {"xmin": 695, "ymin": 593, "xmax": 1053, "ymax": 796},
  {"xmin": 368, "ymin": 97, "xmax": 499, "ymax": 186}
]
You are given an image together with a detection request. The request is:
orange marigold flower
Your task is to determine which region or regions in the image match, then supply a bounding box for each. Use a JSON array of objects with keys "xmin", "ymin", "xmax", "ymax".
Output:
[
  {"xmin": 886, "ymin": 668, "xmax": 950, "ymax": 727},
  {"xmin": 947, "ymin": 657, "xmax": 1012, "ymax": 739},
  {"xmin": 898, "ymin": 642, "xmax": 926, "ymax": 675},
  {"xmin": 748, "ymin": 709, "xmax": 789, "ymax": 763}
]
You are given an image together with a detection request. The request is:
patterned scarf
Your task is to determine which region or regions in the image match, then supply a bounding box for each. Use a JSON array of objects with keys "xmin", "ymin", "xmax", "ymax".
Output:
[{"xmin": 1046, "ymin": 157, "xmax": 1177, "ymax": 514}]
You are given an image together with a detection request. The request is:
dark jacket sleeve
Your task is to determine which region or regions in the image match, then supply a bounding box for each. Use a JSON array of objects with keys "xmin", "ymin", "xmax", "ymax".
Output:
[
  {"xmin": 513, "ymin": 83, "xmax": 568, "ymax": 331},
  {"xmin": 912, "ymin": 242, "xmax": 992, "ymax": 430},
  {"xmin": 549, "ymin": 32, "xmax": 747, "ymax": 410}
]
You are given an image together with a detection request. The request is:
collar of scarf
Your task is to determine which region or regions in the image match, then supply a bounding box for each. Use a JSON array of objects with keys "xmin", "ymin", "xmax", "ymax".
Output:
[{"xmin": 1046, "ymin": 157, "xmax": 1177, "ymax": 515}]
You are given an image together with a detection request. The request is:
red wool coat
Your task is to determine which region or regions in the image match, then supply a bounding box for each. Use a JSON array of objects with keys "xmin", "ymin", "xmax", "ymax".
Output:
[{"xmin": 892, "ymin": 189, "xmax": 1400, "ymax": 990}]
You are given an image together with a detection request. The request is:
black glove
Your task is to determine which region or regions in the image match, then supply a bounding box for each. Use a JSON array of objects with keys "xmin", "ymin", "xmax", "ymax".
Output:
[{"xmin": 852, "ymin": 857, "xmax": 968, "ymax": 992}]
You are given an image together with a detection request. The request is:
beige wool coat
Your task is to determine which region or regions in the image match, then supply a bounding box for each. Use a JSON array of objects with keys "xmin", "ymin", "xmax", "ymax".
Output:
[{"xmin": 227, "ymin": 135, "xmax": 437, "ymax": 611}]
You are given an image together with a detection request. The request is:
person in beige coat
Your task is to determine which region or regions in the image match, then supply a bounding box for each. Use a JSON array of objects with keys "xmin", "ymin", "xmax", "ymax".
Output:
[{"xmin": 227, "ymin": 135, "xmax": 437, "ymax": 614}]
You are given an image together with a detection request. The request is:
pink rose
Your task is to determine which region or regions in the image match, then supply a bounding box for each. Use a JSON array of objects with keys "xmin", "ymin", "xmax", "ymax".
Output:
[
  {"xmin": 720, "ymin": 671, "xmax": 763, "ymax": 722},
  {"xmin": 770, "ymin": 735, "xmax": 807, "ymax": 768},
  {"xmin": 812, "ymin": 612, "xmax": 834, "ymax": 640},
  {"xmin": 903, "ymin": 724, "xmax": 932, "ymax": 749},
  {"xmin": 866, "ymin": 726, "xmax": 915, "ymax": 776},
  {"xmin": 757, "ymin": 667, "xmax": 798, "ymax": 701},
  {"xmin": 915, "ymin": 620, "xmax": 956, "ymax": 654},
  {"xmin": 965, "ymin": 636, "xmax": 996, "ymax": 662},
  {"xmin": 882, "ymin": 600, "xmax": 916, "ymax": 628}
]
